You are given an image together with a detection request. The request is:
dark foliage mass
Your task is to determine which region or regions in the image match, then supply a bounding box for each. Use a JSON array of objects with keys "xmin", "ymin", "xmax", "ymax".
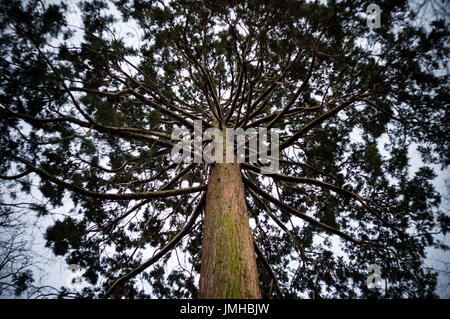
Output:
[{"xmin": 0, "ymin": 0, "xmax": 448, "ymax": 298}]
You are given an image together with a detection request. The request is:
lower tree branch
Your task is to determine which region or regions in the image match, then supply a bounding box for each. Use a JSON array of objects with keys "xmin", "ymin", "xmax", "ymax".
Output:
[
  {"xmin": 253, "ymin": 237, "xmax": 284, "ymax": 299},
  {"xmin": 242, "ymin": 175, "xmax": 388, "ymax": 250},
  {"xmin": 242, "ymin": 163, "xmax": 402, "ymax": 234},
  {"xmin": 12, "ymin": 155, "xmax": 206, "ymax": 201},
  {"xmin": 102, "ymin": 193, "xmax": 206, "ymax": 299}
]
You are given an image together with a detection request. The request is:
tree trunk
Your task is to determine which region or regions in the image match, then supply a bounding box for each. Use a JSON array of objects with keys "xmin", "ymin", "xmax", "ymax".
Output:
[{"xmin": 198, "ymin": 158, "xmax": 261, "ymax": 298}]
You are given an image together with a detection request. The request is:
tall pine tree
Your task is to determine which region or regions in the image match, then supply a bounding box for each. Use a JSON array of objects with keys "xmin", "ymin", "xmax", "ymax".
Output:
[{"xmin": 0, "ymin": 0, "xmax": 448, "ymax": 298}]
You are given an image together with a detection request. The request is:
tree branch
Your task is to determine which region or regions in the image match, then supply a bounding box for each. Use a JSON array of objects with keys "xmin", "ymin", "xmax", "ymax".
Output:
[
  {"xmin": 12, "ymin": 155, "xmax": 206, "ymax": 201},
  {"xmin": 253, "ymin": 237, "xmax": 284, "ymax": 299},
  {"xmin": 102, "ymin": 193, "xmax": 206, "ymax": 299},
  {"xmin": 279, "ymin": 93, "xmax": 368, "ymax": 151},
  {"xmin": 242, "ymin": 175, "xmax": 388, "ymax": 250},
  {"xmin": 242, "ymin": 163, "xmax": 402, "ymax": 234}
]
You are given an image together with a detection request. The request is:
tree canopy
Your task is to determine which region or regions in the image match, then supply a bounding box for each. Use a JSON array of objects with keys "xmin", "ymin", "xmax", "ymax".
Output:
[{"xmin": 0, "ymin": 0, "xmax": 449, "ymax": 298}]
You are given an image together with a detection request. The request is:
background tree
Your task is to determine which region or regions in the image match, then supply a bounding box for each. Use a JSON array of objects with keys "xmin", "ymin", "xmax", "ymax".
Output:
[
  {"xmin": 0, "ymin": 181, "xmax": 65, "ymax": 298},
  {"xmin": 0, "ymin": 199, "xmax": 35, "ymax": 297},
  {"xmin": 0, "ymin": 0, "xmax": 448, "ymax": 298}
]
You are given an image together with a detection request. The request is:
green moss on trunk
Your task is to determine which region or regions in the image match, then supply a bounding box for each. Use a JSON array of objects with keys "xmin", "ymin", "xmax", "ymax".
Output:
[{"xmin": 199, "ymin": 153, "xmax": 261, "ymax": 298}]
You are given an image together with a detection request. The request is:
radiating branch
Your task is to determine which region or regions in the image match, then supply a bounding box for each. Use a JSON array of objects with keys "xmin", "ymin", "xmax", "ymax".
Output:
[
  {"xmin": 279, "ymin": 93, "xmax": 369, "ymax": 151},
  {"xmin": 12, "ymin": 155, "xmax": 206, "ymax": 201},
  {"xmin": 253, "ymin": 237, "xmax": 284, "ymax": 299},
  {"xmin": 242, "ymin": 175, "xmax": 388, "ymax": 250},
  {"xmin": 242, "ymin": 163, "xmax": 402, "ymax": 234},
  {"xmin": 102, "ymin": 193, "xmax": 206, "ymax": 299}
]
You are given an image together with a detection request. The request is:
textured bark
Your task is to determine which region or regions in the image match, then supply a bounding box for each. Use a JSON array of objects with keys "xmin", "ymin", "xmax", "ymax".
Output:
[{"xmin": 198, "ymin": 159, "xmax": 261, "ymax": 299}]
